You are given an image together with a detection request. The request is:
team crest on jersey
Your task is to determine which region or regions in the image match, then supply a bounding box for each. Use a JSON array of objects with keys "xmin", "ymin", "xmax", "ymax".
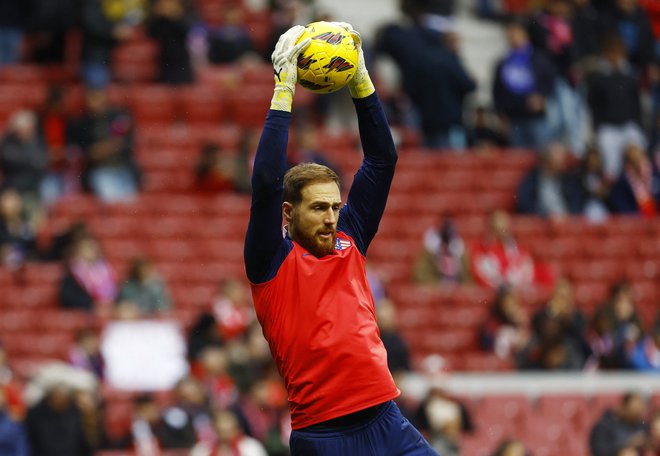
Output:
[{"xmin": 335, "ymin": 238, "xmax": 352, "ymax": 251}]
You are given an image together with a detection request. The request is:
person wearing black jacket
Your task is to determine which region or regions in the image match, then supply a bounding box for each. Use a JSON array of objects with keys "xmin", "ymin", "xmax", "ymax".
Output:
[
  {"xmin": 148, "ymin": 0, "xmax": 195, "ymax": 85},
  {"xmin": 0, "ymin": 0, "xmax": 28, "ymax": 65},
  {"xmin": 597, "ymin": 0, "xmax": 656, "ymax": 73},
  {"xmin": 80, "ymin": 0, "xmax": 135, "ymax": 88},
  {"xmin": 26, "ymin": 385, "xmax": 92, "ymax": 456},
  {"xmin": 377, "ymin": 21, "xmax": 476, "ymax": 149},
  {"xmin": 586, "ymin": 35, "xmax": 646, "ymax": 179},
  {"xmin": 516, "ymin": 142, "xmax": 586, "ymax": 217},
  {"xmin": 493, "ymin": 19, "xmax": 556, "ymax": 150}
]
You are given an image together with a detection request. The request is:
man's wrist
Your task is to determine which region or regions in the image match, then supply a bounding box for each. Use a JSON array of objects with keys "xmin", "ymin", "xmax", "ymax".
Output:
[
  {"xmin": 349, "ymin": 73, "xmax": 375, "ymax": 99},
  {"xmin": 270, "ymin": 87, "xmax": 294, "ymax": 112}
]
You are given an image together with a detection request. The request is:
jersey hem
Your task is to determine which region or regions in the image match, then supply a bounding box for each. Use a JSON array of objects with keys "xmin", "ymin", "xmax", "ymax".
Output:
[{"xmin": 290, "ymin": 389, "xmax": 401, "ymax": 430}]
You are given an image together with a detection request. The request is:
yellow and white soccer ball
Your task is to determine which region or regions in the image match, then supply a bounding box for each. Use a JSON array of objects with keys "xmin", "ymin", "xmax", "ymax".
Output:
[{"xmin": 295, "ymin": 21, "xmax": 359, "ymax": 94}]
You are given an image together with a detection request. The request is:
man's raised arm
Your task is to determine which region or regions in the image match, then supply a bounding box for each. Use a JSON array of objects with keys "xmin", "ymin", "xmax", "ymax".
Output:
[
  {"xmin": 337, "ymin": 24, "xmax": 398, "ymax": 255},
  {"xmin": 244, "ymin": 26, "xmax": 310, "ymax": 284}
]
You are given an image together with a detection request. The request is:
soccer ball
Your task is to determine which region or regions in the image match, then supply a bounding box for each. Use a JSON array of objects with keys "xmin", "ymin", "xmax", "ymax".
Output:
[{"xmin": 295, "ymin": 22, "xmax": 359, "ymax": 94}]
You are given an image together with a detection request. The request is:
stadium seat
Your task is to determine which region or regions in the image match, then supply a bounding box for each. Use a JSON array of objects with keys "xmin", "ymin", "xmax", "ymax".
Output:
[
  {"xmin": 129, "ymin": 85, "xmax": 178, "ymax": 124},
  {"xmin": 177, "ymin": 86, "xmax": 227, "ymax": 124},
  {"xmin": 478, "ymin": 394, "xmax": 532, "ymax": 425},
  {"xmin": 536, "ymin": 394, "xmax": 590, "ymax": 432}
]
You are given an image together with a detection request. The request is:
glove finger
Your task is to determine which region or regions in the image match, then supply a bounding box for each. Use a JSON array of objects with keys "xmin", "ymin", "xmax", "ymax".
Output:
[
  {"xmin": 282, "ymin": 24, "xmax": 306, "ymax": 47},
  {"xmin": 333, "ymin": 21, "xmax": 353, "ymax": 32},
  {"xmin": 290, "ymin": 37, "xmax": 311, "ymax": 59},
  {"xmin": 349, "ymin": 30, "xmax": 362, "ymax": 48},
  {"xmin": 273, "ymin": 24, "xmax": 305, "ymax": 60}
]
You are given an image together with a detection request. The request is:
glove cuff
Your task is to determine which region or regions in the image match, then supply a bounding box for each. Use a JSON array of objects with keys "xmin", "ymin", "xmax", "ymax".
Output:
[
  {"xmin": 270, "ymin": 86, "xmax": 294, "ymax": 112},
  {"xmin": 349, "ymin": 71, "xmax": 375, "ymax": 99}
]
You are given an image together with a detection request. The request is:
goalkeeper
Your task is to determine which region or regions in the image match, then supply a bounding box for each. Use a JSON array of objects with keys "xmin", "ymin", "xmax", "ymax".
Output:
[{"xmin": 244, "ymin": 24, "xmax": 437, "ymax": 455}]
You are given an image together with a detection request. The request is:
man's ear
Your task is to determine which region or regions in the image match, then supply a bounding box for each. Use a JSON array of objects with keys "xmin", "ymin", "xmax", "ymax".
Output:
[{"xmin": 282, "ymin": 202, "xmax": 294, "ymax": 223}]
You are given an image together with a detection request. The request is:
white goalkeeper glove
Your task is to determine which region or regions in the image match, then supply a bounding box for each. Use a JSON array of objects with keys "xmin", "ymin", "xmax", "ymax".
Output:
[
  {"xmin": 270, "ymin": 25, "xmax": 311, "ymax": 112},
  {"xmin": 334, "ymin": 22, "xmax": 375, "ymax": 99}
]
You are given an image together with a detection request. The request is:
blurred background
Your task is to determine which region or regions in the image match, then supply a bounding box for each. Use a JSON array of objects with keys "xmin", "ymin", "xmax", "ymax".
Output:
[{"xmin": 0, "ymin": 0, "xmax": 660, "ymax": 455}]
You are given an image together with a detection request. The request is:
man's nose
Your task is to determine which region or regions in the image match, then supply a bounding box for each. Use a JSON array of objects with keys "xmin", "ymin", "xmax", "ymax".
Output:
[{"xmin": 324, "ymin": 209, "xmax": 337, "ymax": 224}]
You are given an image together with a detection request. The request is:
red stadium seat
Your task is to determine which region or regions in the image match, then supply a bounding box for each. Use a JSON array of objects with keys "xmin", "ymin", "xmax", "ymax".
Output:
[
  {"xmin": 536, "ymin": 394, "xmax": 590, "ymax": 432},
  {"xmin": 129, "ymin": 85, "xmax": 178, "ymax": 124},
  {"xmin": 177, "ymin": 86, "xmax": 227, "ymax": 124}
]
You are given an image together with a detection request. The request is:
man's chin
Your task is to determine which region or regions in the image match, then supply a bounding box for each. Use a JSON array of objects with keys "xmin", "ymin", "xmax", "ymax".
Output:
[{"xmin": 302, "ymin": 237, "xmax": 336, "ymax": 258}]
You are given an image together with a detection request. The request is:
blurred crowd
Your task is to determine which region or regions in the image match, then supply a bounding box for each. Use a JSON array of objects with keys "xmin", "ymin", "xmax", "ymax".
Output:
[{"xmin": 1, "ymin": 0, "xmax": 660, "ymax": 455}]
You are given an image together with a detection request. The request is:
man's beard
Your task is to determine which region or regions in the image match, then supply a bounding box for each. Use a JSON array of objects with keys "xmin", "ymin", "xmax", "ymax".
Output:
[{"xmin": 292, "ymin": 223, "xmax": 337, "ymax": 258}]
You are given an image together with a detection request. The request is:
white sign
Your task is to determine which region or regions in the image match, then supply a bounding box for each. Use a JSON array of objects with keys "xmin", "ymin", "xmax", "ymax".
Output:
[{"xmin": 101, "ymin": 320, "xmax": 189, "ymax": 391}]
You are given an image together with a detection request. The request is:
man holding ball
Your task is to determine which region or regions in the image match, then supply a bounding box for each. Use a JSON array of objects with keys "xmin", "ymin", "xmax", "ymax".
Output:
[{"xmin": 244, "ymin": 24, "xmax": 437, "ymax": 455}]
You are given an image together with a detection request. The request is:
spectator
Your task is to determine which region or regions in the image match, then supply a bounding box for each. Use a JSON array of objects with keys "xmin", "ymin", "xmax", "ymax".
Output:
[
  {"xmin": 117, "ymin": 256, "xmax": 172, "ymax": 317},
  {"xmin": 578, "ymin": 145, "xmax": 611, "ymax": 222},
  {"xmin": 586, "ymin": 305, "xmax": 631, "ymax": 371},
  {"xmin": 75, "ymin": 88, "xmax": 140, "ymax": 202},
  {"xmin": 516, "ymin": 141, "xmax": 586, "ymax": 218},
  {"xmin": 194, "ymin": 346, "xmax": 238, "ymax": 410},
  {"xmin": 26, "ymin": 0, "xmax": 77, "ymax": 63},
  {"xmin": 195, "ymin": 143, "xmax": 242, "ymax": 193},
  {"xmin": 160, "ymin": 376, "xmax": 214, "ymax": 447},
  {"xmin": 586, "ymin": 35, "xmax": 646, "ymax": 180},
  {"xmin": 0, "ymin": 0, "xmax": 28, "ymax": 65},
  {"xmin": 0, "ymin": 388, "xmax": 29, "ymax": 456},
  {"xmin": 228, "ymin": 324, "xmax": 276, "ymax": 396},
  {"xmin": 598, "ymin": 0, "xmax": 656, "ymax": 72},
  {"xmin": 44, "ymin": 220, "xmax": 92, "ymax": 262},
  {"xmin": 367, "ymin": 261, "xmax": 389, "ymax": 303},
  {"xmin": 518, "ymin": 300, "xmax": 588, "ymax": 370},
  {"xmin": 376, "ymin": 298, "xmax": 411, "ymax": 374},
  {"xmin": 59, "ymin": 235, "xmax": 118, "ymax": 314},
  {"xmin": 645, "ymin": 410, "xmax": 660, "ymax": 454},
  {"xmin": 37, "ymin": 86, "xmax": 78, "ymax": 205},
  {"xmin": 237, "ymin": 379, "xmax": 289, "ymax": 452},
  {"xmin": 74, "ymin": 389, "xmax": 109, "ymax": 451},
  {"xmin": 414, "ymin": 387, "xmax": 465, "ymax": 456},
  {"xmin": 491, "ymin": 439, "xmax": 528, "ymax": 456},
  {"xmin": 528, "ymin": 0, "xmax": 588, "ymax": 155},
  {"xmin": 492, "ymin": 18, "xmax": 556, "ymax": 150},
  {"xmin": 572, "ymin": 0, "xmax": 602, "ymax": 63},
  {"xmin": 211, "ymin": 278, "xmax": 253, "ymax": 341},
  {"xmin": 148, "ymin": 0, "xmax": 195, "ymax": 85},
  {"xmin": 469, "ymin": 210, "xmax": 549, "ymax": 289},
  {"xmin": 291, "ymin": 124, "xmax": 344, "ymax": 185},
  {"xmin": 601, "ymin": 280, "xmax": 645, "ymax": 352},
  {"xmin": 68, "ymin": 329, "xmax": 105, "ymax": 379},
  {"xmin": 127, "ymin": 394, "xmax": 161, "ymax": 454},
  {"xmin": 586, "ymin": 281, "xmax": 644, "ymax": 371},
  {"xmin": 414, "ymin": 217, "xmax": 467, "ymax": 285},
  {"xmin": 0, "ymin": 344, "xmax": 23, "ymax": 421},
  {"xmin": 590, "ymin": 392, "xmax": 648, "ymax": 456},
  {"xmin": 189, "ymin": 3, "xmax": 257, "ymax": 65},
  {"xmin": 25, "ymin": 384, "xmax": 92, "ymax": 456},
  {"xmin": 187, "ymin": 313, "xmax": 223, "ymax": 363},
  {"xmin": 0, "ymin": 189, "xmax": 38, "ymax": 270},
  {"xmin": 466, "ymin": 106, "xmax": 510, "ymax": 150},
  {"xmin": 531, "ymin": 277, "xmax": 590, "ymax": 360},
  {"xmin": 80, "ymin": 0, "xmax": 137, "ymax": 88},
  {"xmin": 0, "ymin": 110, "xmax": 49, "ymax": 205},
  {"xmin": 190, "ymin": 408, "xmax": 267, "ymax": 456},
  {"xmin": 629, "ymin": 325, "xmax": 660, "ymax": 371},
  {"xmin": 377, "ymin": 20, "xmax": 476, "ymax": 148},
  {"xmin": 479, "ymin": 286, "xmax": 529, "ymax": 359},
  {"xmin": 609, "ymin": 143, "xmax": 660, "ymax": 216}
]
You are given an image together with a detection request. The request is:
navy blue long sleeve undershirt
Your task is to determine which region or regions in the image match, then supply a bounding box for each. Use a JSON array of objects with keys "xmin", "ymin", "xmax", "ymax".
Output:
[{"xmin": 244, "ymin": 93, "xmax": 397, "ymax": 284}]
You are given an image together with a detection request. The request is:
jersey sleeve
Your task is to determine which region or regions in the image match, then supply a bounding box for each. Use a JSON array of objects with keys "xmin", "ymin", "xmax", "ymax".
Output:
[
  {"xmin": 338, "ymin": 93, "xmax": 398, "ymax": 256},
  {"xmin": 244, "ymin": 110, "xmax": 294, "ymax": 284}
]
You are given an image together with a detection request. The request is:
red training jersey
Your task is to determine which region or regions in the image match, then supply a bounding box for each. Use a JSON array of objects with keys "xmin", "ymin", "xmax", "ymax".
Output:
[{"xmin": 250, "ymin": 232, "xmax": 399, "ymax": 429}]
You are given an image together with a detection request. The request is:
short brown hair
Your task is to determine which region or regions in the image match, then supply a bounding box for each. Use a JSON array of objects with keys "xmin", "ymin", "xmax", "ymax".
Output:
[{"xmin": 283, "ymin": 163, "xmax": 340, "ymax": 205}]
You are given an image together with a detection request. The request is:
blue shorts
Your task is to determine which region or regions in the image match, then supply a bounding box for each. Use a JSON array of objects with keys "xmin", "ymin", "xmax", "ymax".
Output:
[{"xmin": 290, "ymin": 401, "xmax": 439, "ymax": 455}]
